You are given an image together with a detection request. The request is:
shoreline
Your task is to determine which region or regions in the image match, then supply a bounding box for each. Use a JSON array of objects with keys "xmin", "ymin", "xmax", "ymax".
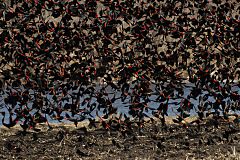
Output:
[{"xmin": 0, "ymin": 114, "xmax": 232, "ymax": 132}]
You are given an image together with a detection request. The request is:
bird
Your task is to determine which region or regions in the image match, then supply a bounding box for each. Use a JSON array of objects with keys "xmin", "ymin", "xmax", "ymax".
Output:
[
  {"xmin": 65, "ymin": 112, "xmax": 86, "ymax": 127},
  {"xmin": 0, "ymin": 112, "xmax": 19, "ymax": 129}
]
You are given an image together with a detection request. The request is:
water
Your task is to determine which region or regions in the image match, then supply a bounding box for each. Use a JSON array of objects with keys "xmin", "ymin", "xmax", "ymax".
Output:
[{"xmin": 0, "ymin": 82, "xmax": 239, "ymax": 126}]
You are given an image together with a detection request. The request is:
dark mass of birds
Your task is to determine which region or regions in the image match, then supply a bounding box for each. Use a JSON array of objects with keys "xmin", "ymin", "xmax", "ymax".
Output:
[{"xmin": 0, "ymin": 0, "xmax": 240, "ymax": 135}]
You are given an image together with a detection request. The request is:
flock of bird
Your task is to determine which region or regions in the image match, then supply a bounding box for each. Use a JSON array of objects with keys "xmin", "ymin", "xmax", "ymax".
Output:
[{"xmin": 0, "ymin": 0, "xmax": 240, "ymax": 134}]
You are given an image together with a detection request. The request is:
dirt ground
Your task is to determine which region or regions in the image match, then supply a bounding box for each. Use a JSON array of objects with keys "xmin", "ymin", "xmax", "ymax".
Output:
[{"xmin": 1, "ymin": 117, "xmax": 240, "ymax": 160}]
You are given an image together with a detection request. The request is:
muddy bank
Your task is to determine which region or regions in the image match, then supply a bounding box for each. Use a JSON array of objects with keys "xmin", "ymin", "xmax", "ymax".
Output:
[{"xmin": 0, "ymin": 117, "xmax": 240, "ymax": 160}]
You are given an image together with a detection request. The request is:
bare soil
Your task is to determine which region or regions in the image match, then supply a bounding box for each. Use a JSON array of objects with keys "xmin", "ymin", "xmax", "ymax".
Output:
[{"xmin": 1, "ymin": 118, "xmax": 240, "ymax": 160}]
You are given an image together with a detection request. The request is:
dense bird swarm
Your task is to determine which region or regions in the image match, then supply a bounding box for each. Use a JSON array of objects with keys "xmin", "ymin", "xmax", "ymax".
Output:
[{"xmin": 0, "ymin": 0, "xmax": 240, "ymax": 159}]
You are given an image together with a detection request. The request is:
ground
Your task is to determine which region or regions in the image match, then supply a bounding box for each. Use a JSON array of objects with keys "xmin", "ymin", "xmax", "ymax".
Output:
[{"xmin": 0, "ymin": 117, "xmax": 240, "ymax": 160}]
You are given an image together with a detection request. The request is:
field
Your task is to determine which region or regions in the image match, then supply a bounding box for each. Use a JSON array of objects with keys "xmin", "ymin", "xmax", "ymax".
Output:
[{"xmin": 1, "ymin": 117, "xmax": 240, "ymax": 160}]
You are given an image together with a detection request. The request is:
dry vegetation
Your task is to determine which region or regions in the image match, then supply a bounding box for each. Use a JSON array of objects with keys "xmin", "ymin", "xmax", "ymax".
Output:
[{"xmin": 1, "ymin": 117, "xmax": 240, "ymax": 160}]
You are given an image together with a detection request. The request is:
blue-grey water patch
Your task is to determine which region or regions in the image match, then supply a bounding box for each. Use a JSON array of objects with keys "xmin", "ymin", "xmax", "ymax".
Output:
[{"xmin": 0, "ymin": 81, "xmax": 239, "ymax": 126}]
